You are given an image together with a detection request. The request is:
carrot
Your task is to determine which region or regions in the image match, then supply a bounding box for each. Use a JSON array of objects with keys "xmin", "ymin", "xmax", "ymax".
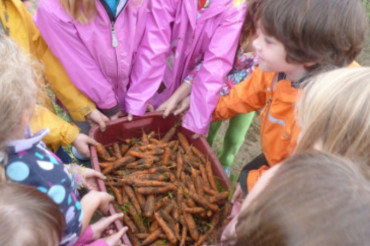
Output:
[
  {"xmin": 127, "ymin": 230, "xmax": 141, "ymax": 246},
  {"xmin": 136, "ymin": 192, "xmax": 146, "ymax": 211},
  {"xmin": 136, "ymin": 185, "xmax": 176, "ymax": 195},
  {"xmin": 194, "ymin": 173, "xmax": 204, "ymax": 196},
  {"xmin": 144, "ymin": 195, "xmax": 155, "ymax": 218},
  {"xmin": 147, "ymin": 131, "xmax": 155, "ymax": 139},
  {"xmin": 128, "ymin": 173, "xmax": 169, "ymax": 181},
  {"xmin": 209, "ymin": 191, "xmax": 229, "ymax": 203},
  {"xmin": 162, "ymin": 148, "xmax": 171, "ymax": 166},
  {"xmin": 135, "ymin": 233, "xmax": 149, "ymax": 239},
  {"xmin": 154, "ymin": 212, "xmax": 177, "ymax": 244},
  {"xmin": 120, "ymin": 143, "xmax": 130, "ymax": 156},
  {"xmin": 161, "ymin": 126, "xmax": 177, "ymax": 143},
  {"xmin": 190, "ymin": 146, "xmax": 206, "ymax": 164},
  {"xmin": 184, "ymin": 207, "xmax": 205, "ymax": 214},
  {"xmin": 122, "ymin": 212, "xmax": 139, "ymax": 234},
  {"xmin": 112, "ymin": 142, "xmax": 122, "ymax": 159},
  {"xmin": 142, "ymin": 130, "xmax": 149, "ymax": 144},
  {"xmin": 122, "ymin": 189, "xmax": 141, "ymax": 220},
  {"xmin": 149, "ymin": 138, "xmax": 160, "ymax": 144},
  {"xmin": 177, "ymin": 132, "xmax": 190, "ymax": 153},
  {"xmin": 142, "ymin": 228, "xmax": 162, "ymax": 245},
  {"xmin": 102, "ymin": 156, "xmax": 135, "ymax": 175},
  {"xmin": 186, "ymin": 198, "xmax": 196, "ymax": 208},
  {"xmin": 111, "ymin": 186, "xmax": 123, "ymax": 205},
  {"xmin": 125, "ymin": 158, "xmax": 154, "ymax": 169},
  {"xmin": 123, "ymin": 185, "xmax": 142, "ymax": 214},
  {"xmin": 98, "ymin": 162, "xmax": 111, "ymax": 169},
  {"xmin": 203, "ymin": 186, "xmax": 218, "ymax": 196},
  {"xmin": 189, "ymin": 192, "xmax": 219, "ymax": 211},
  {"xmin": 160, "ymin": 210, "xmax": 180, "ymax": 240},
  {"xmin": 199, "ymin": 165, "xmax": 210, "ymax": 188},
  {"xmin": 96, "ymin": 143, "xmax": 116, "ymax": 162},
  {"xmin": 179, "ymin": 224, "xmax": 187, "ymax": 246},
  {"xmin": 128, "ymin": 150, "xmax": 151, "ymax": 159},
  {"xmin": 176, "ymin": 153, "xmax": 183, "ymax": 179},
  {"xmin": 149, "ymin": 220, "xmax": 159, "ymax": 233},
  {"xmin": 176, "ymin": 186, "xmax": 184, "ymax": 206},
  {"xmin": 167, "ymin": 171, "xmax": 177, "ymax": 183},
  {"xmin": 133, "ymin": 180, "xmax": 169, "ymax": 187},
  {"xmin": 206, "ymin": 210, "xmax": 213, "ymax": 217},
  {"xmin": 182, "ymin": 209, "xmax": 199, "ymax": 241},
  {"xmin": 154, "ymin": 197, "xmax": 169, "ymax": 211},
  {"xmin": 163, "ymin": 200, "xmax": 175, "ymax": 214},
  {"xmin": 205, "ymin": 160, "xmax": 218, "ymax": 191}
]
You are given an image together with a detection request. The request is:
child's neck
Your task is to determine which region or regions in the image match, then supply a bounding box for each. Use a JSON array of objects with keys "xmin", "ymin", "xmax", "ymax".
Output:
[
  {"xmin": 284, "ymin": 66, "xmax": 309, "ymax": 82},
  {"xmin": 8, "ymin": 125, "xmax": 27, "ymax": 141}
]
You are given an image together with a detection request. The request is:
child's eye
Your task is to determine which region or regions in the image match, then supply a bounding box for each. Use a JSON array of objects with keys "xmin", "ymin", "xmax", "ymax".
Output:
[{"xmin": 264, "ymin": 38, "xmax": 273, "ymax": 44}]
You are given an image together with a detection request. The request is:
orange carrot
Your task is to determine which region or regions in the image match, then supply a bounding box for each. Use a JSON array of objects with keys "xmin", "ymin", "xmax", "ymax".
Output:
[
  {"xmin": 177, "ymin": 132, "xmax": 190, "ymax": 152},
  {"xmin": 160, "ymin": 210, "xmax": 180, "ymax": 240},
  {"xmin": 182, "ymin": 209, "xmax": 199, "ymax": 241},
  {"xmin": 199, "ymin": 165, "xmax": 210, "ymax": 188},
  {"xmin": 112, "ymin": 142, "xmax": 122, "ymax": 159},
  {"xmin": 102, "ymin": 156, "xmax": 135, "ymax": 175},
  {"xmin": 209, "ymin": 191, "xmax": 229, "ymax": 203},
  {"xmin": 111, "ymin": 186, "xmax": 123, "ymax": 205},
  {"xmin": 179, "ymin": 224, "xmax": 187, "ymax": 246},
  {"xmin": 184, "ymin": 207, "xmax": 205, "ymax": 214},
  {"xmin": 120, "ymin": 143, "xmax": 130, "ymax": 156},
  {"xmin": 189, "ymin": 192, "xmax": 219, "ymax": 211},
  {"xmin": 128, "ymin": 173, "xmax": 169, "ymax": 181},
  {"xmin": 123, "ymin": 185, "xmax": 142, "ymax": 214},
  {"xmin": 142, "ymin": 131, "xmax": 149, "ymax": 144},
  {"xmin": 142, "ymin": 228, "xmax": 162, "ymax": 245},
  {"xmin": 149, "ymin": 138, "xmax": 160, "ymax": 144},
  {"xmin": 162, "ymin": 148, "xmax": 171, "ymax": 166},
  {"xmin": 98, "ymin": 162, "xmax": 111, "ymax": 169},
  {"xmin": 136, "ymin": 185, "xmax": 176, "ymax": 195},
  {"xmin": 149, "ymin": 220, "xmax": 159, "ymax": 233},
  {"xmin": 190, "ymin": 146, "xmax": 206, "ymax": 164},
  {"xmin": 144, "ymin": 195, "xmax": 155, "ymax": 218},
  {"xmin": 194, "ymin": 173, "xmax": 204, "ymax": 196},
  {"xmin": 136, "ymin": 192, "xmax": 146, "ymax": 211},
  {"xmin": 203, "ymin": 186, "xmax": 218, "ymax": 196},
  {"xmin": 132, "ymin": 180, "xmax": 169, "ymax": 187},
  {"xmin": 154, "ymin": 197, "xmax": 169, "ymax": 211},
  {"xmin": 122, "ymin": 213, "xmax": 139, "ymax": 234},
  {"xmin": 205, "ymin": 160, "xmax": 217, "ymax": 191},
  {"xmin": 127, "ymin": 230, "xmax": 141, "ymax": 246},
  {"xmin": 96, "ymin": 143, "xmax": 116, "ymax": 162},
  {"xmin": 176, "ymin": 153, "xmax": 183, "ymax": 179},
  {"xmin": 154, "ymin": 212, "xmax": 177, "ymax": 244},
  {"xmin": 128, "ymin": 150, "xmax": 151, "ymax": 159},
  {"xmin": 161, "ymin": 126, "xmax": 177, "ymax": 143}
]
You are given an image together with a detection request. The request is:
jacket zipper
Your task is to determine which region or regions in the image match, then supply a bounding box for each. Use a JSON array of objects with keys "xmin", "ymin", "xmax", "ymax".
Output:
[{"xmin": 111, "ymin": 21, "xmax": 118, "ymax": 47}]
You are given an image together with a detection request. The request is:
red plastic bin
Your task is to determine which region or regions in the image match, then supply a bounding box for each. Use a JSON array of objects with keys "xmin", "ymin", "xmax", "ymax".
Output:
[{"xmin": 89, "ymin": 112, "xmax": 231, "ymax": 245}]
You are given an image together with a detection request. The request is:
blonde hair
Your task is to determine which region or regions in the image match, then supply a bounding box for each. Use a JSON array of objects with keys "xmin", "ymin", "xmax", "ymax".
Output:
[
  {"xmin": 0, "ymin": 35, "xmax": 38, "ymax": 176},
  {"xmin": 0, "ymin": 183, "xmax": 65, "ymax": 245},
  {"xmin": 295, "ymin": 67, "xmax": 370, "ymax": 177},
  {"xmin": 60, "ymin": 0, "xmax": 97, "ymax": 24},
  {"xmin": 226, "ymin": 151, "xmax": 370, "ymax": 246}
]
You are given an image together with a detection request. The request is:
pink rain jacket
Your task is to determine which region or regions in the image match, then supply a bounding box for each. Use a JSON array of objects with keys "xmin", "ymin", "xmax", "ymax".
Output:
[
  {"xmin": 131, "ymin": 0, "xmax": 246, "ymax": 134},
  {"xmin": 34, "ymin": 0, "xmax": 149, "ymax": 115}
]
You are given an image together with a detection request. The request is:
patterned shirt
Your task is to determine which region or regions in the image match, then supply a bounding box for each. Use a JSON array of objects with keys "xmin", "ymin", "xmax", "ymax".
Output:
[{"xmin": 4, "ymin": 128, "xmax": 83, "ymax": 246}]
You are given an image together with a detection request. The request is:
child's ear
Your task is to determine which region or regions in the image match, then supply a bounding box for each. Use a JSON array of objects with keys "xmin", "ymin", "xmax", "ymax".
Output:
[{"xmin": 20, "ymin": 106, "xmax": 34, "ymax": 128}]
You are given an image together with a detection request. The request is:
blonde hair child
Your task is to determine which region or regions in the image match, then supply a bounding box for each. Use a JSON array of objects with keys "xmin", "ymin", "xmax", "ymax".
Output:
[
  {"xmin": 0, "ymin": 182, "xmax": 65, "ymax": 246},
  {"xmin": 295, "ymin": 67, "xmax": 370, "ymax": 178},
  {"xmin": 0, "ymin": 35, "xmax": 126, "ymax": 246},
  {"xmin": 223, "ymin": 151, "xmax": 370, "ymax": 246}
]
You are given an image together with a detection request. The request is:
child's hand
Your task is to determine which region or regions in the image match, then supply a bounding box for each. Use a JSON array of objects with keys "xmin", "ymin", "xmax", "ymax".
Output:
[
  {"xmin": 83, "ymin": 168, "xmax": 106, "ymax": 190},
  {"xmin": 91, "ymin": 213, "xmax": 127, "ymax": 241},
  {"xmin": 156, "ymin": 96, "xmax": 179, "ymax": 118},
  {"xmin": 86, "ymin": 109, "xmax": 109, "ymax": 132},
  {"xmin": 72, "ymin": 134, "xmax": 98, "ymax": 158},
  {"xmin": 173, "ymin": 96, "xmax": 190, "ymax": 116}
]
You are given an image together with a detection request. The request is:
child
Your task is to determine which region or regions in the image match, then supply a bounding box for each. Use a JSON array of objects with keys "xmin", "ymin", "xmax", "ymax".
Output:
[
  {"xmin": 0, "ymin": 0, "xmax": 109, "ymax": 162},
  {"xmin": 295, "ymin": 67, "xmax": 370, "ymax": 178},
  {"xmin": 0, "ymin": 35, "xmax": 125, "ymax": 246},
  {"xmin": 222, "ymin": 151, "xmax": 370, "ymax": 245},
  {"xmin": 0, "ymin": 182, "xmax": 65, "ymax": 246},
  {"xmin": 34, "ymin": 0, "xmax": 150, "ymax": 122},
  {"xmin": 213, "ymin": 0, "xmax": 368, "ymax": 194},
  {"xmin": 132, "ymin": 0, "xmax": 246, "ymax": 136}
]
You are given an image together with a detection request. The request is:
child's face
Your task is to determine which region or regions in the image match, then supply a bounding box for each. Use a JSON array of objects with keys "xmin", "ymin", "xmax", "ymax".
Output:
[{"xmin": 253, "ymin": 25, "xmax": 303, "ymax": 76}]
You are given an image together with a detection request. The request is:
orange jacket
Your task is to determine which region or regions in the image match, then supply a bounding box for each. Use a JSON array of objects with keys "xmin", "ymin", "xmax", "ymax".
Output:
[{"xmin": 214, "ymin": 67, "xmax": 301, "ymax": 191}]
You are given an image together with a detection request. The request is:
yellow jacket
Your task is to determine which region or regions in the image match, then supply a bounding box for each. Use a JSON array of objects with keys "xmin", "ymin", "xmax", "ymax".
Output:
[{"xmin": 0, "ymin": 0, "xmax": 96, "ymax": 151}]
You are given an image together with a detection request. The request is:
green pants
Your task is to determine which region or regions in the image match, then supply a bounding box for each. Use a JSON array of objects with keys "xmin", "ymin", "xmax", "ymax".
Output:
[{"xmin": 207, "ymin": 112, "xmax": 256, "ymax": 169}]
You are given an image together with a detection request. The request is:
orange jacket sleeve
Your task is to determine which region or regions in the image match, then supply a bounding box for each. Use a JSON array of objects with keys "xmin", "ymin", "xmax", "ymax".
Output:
[{"xmin": 213, "ymin": 68, "xmax": 274, "ymax": 121}]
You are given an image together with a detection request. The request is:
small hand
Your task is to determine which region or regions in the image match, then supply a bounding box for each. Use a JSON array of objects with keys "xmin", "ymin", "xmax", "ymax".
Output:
[
  {"xmin": 173, "ymin": 96, "xmax": 190, "ymax": 116},
  {"xmin": 72, "ymin": 134, "xmax": 98, "ymax": 158},
  {"xmin": 83, "ymin": 168, "xmax": 106, "ymax": 190},
  {"xmin": 156, "ymin": 96, "xmax": 179, "ymax": 118},
  {"xmin": 109, "ymin": 111, "xmax": 122, "ymax": 121},
  {"xmin": 86, "ymin": 109, "xmax": 109, "ymax": 132}
]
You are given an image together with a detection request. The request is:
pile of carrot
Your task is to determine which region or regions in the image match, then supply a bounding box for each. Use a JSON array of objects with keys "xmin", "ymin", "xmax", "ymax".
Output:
[{"xmin": 96, "ymin": 126, "xmax": 232, "ymax": 246}]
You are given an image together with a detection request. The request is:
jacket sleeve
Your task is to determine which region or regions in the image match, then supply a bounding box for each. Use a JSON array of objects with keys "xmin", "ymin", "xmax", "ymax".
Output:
[
  {"xmin": 34, "ymin": 0, "xmax": 119, "ymax": 112},
  {"xmin": 213, "ymin": 67, "xmax": 269, "ymax": 121},
  {"xmin": 127, "ymin": 0, "xmax": 176, "ymax": 115},
  {"xmin": 30, "ymin": 105, "xmax": 80, "ymax": 152},
  {"xmin": 17, "ymin": 6, "xmax": 95, "ymax": 121},
  {"xmin": 182, "ymin": 3, "xmax": 246, "ymax": 135}
]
